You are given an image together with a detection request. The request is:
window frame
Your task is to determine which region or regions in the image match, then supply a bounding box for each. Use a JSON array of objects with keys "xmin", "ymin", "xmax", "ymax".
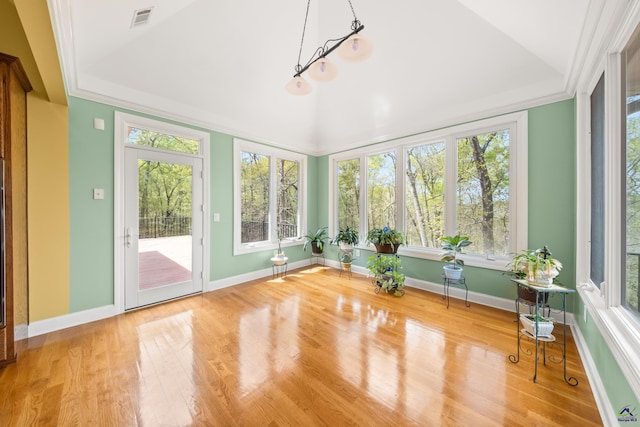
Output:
[
  {"xmin": 328, "ymin": 112, "xmax": 528, "ymax": 270},
  {"xmin": 233, "ymin": 138, "xmax": 307, "ymax": 256},
  {"xmin": 576, "ymin": 3, "xmax": 640, "ymax": 399}
]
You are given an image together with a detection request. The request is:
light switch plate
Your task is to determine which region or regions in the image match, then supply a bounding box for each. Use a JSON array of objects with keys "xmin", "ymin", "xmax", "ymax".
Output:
[
  {"xmin": 213, "ymin": 213, "xmax": 220, "ymax": 222},
  {"xmin": 93, "ymin": 118, "xmax": 105, "ymax": 130},
  {"xmin": 93, "ymin": 188, "xmax": 105, "ymax": 200}
]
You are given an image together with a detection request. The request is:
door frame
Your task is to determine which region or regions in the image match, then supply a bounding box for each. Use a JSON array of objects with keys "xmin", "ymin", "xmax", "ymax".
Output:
[{"xmin": 114, "ymin": 112, "xmax": 210, "ymax": 313}]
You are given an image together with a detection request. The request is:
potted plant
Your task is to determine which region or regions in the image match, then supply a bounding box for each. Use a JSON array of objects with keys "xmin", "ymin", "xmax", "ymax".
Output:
[
  {"xmin": 441, "ymin": 234, "xmax": 472, "ymax": 280},
  {"xmin": 303, "ymin": 227, "xmax": 328, "ymax": 255},
  {"xmin": 271, "ymin": 232, "xmax": 287, "ymax": 265},
  {"xmin": 509, "ymin": 246, "xmax": 563, "ymax": 286},
  {"xmin": 331, "ymin": 226, "xmax": 360, "ymax": 251},
  {"xmin": 367, "ymin": 254, "xmax": 405, "ymax": 296},
  {"xmin": 340, "ymin": 251, "xmax": 353, "ymax": 269},
  {"xmin": 520, "ymin": 313, "xmax": 555, "ymax": 338},
  {"xmin": 366, "ymin": 226, "xmax": 405, "ymax": 254}
]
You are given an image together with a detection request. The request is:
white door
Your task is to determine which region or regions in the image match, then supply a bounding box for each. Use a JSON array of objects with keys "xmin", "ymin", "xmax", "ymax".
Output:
[{"xmin": 124, "ymin": 148, "xmax": 204, "ymax": 310}]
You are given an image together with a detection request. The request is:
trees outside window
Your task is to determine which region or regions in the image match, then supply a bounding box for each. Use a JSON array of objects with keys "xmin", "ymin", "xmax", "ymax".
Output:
[
  {"xmin": 456, "ymin": 130, "xmax": 510, "ymax": 256},
  {"xmin": 367, "ymin": 152, "xmax": 397, "ymax": 230},
  {"xmin": 240, "ymin": 152, "xmax": 269, "ymax": 244},
  {"xmin": 330, "ymin": 112, "xmax": 525, "ymax": 267},
  {"xmin": 234, "ymin": 139, "xmax": 306, "ymax": 254},
  {"xmin": 127, "ymin": 127, "xmax": 199, "ymax": 154},
  {"xmin": 337, "ymin": 159, "xmax": 360, "ymax": 231},
  {"xmin": 625, "ymin": 30, "xmax": 640, "ymax": 315},
  {"xmin": 405, "ymin": 143, "xmax": 445, "ymax": 248},
  {"xmin": 277, "ymin": 159, "xmax": 299, "ymax": 239}
]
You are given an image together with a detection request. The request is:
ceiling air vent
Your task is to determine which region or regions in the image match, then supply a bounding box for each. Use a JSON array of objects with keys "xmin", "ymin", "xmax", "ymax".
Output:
[{"xmin": 130, "ymin": 7, "xmax": 153, "ymax": 28}]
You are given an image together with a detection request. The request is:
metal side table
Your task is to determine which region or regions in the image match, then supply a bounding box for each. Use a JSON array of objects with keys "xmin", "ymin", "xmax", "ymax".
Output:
[{"xmin": 508, "ymin": 279, "xmax": 578, "ymax": 386}]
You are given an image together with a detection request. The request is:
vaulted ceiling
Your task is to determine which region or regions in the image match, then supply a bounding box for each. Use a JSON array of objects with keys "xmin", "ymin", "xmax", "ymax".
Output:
[{"xmin": 49, "ymin": 0, "xmax": 612, "ymax": 155}]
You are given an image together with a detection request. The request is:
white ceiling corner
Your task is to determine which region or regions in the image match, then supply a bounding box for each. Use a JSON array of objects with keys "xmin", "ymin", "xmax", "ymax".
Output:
[{"xmin": 49, "ymin": 0, "xmax": 617, "ymax": 155}]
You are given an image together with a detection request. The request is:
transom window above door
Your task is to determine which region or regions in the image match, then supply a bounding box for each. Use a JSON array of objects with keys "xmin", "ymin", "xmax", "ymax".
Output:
[{"xmin": 127, "ymin": 127, "xmax": 200, "ymax": 155}]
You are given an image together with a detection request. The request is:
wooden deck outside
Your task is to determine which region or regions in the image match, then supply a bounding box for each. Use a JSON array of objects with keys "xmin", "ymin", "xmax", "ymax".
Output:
[{"xmin": 138, "ymin": 235, "xmax": 192, "ymax": 290}]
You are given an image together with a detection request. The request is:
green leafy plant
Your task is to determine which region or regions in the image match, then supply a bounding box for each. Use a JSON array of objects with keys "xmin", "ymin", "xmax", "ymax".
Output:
[
  {"xmin": 367, "ymin": 254, "xmax": 405, "ymax": 297},
  {"xmin": 441, "ymin": 234, "xmax": 472, "ymax": 269},
  {"xmin": 508, "ymin": 246, "xmax": 563, "ymax": 281},
  {"xmin": 366, "ymin": 226, "xmax": 405, "ymax": 245},
  {"xmin": 303, "ymin": 227, "xmax": 328, "ymax": 253},
  {"xmin": 331, "ymin": 226, "xmax": 360, "ymax": 246},
  {"xmin": 340, "ymin": 251, "xmax": 353, "ymax": 264}
]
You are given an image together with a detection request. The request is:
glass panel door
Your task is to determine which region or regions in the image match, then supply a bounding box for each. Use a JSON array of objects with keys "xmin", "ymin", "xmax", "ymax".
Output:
[{"xmin": 124, "ymin": 148, "xmax": 203, "ymax": 310}]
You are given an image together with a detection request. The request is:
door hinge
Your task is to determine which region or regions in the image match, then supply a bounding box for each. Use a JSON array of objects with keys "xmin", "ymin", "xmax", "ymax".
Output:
[{"xmin": 201, "ymin": 237, "xmax": 204, "ymax": 245}]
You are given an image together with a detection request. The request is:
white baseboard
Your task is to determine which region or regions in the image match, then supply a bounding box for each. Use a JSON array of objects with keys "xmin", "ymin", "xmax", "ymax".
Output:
[
  {"xmin": 570, "ymin": 322, "xmax": 616, "ymax": 426},
  {"xmin": 206, "ymin": 259, "xmax": 314, "ymax": 292},
  {"xmin": 28, "ymin": 304, "xmax": 118, "ymax": 337}
]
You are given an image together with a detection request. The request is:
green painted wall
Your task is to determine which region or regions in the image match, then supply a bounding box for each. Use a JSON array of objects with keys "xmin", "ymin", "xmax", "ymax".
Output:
[
  {"xmin": 69, "ymin": 98, "xmax": 115, "ymax": 311},
  {"xmin": 68, "ymin": 97, "xmax": 314, "ymax": 311}
]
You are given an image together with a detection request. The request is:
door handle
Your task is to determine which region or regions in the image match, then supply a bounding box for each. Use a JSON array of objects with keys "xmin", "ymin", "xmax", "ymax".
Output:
[{"xmin": 126, "ymin": 227, "xmax": 133, "ymax": 248}]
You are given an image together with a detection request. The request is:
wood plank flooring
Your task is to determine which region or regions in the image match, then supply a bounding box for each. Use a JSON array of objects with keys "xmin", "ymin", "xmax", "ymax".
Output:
[{"xmin": 0, "ymin": 266, "xmax": 602, "ymax": 426}]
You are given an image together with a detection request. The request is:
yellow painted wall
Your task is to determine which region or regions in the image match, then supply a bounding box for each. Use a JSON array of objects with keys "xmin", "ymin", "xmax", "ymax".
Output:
[
  {"xmin": 1, "ymin": 0, "xmax": 71, "ymax": 321},
  {"xmin": 27, "ymin": 95, "xmax": 69, "ymax": 321}
]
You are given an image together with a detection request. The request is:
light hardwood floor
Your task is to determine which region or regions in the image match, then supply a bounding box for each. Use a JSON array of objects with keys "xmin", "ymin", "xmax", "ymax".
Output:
[{"xmin": 0, "ymin": 266, "xmax": 602, "ymax": 426}]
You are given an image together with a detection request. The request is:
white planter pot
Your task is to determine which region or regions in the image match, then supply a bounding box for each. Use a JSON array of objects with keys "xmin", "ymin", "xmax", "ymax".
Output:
[
  {"xmin": 339, "ymin": 242, "xmax": 354, "ymax": 251},
  {"xmin": 271, "ymin": 255, "xmax": 288, "ymax": 266},
  {"xmin": 443, "ymin": 265, "xmax": 463, "ymax": 280},
  {"xmin": 520, "ymin": 314, "xmax": 554, "ymax": 338}
]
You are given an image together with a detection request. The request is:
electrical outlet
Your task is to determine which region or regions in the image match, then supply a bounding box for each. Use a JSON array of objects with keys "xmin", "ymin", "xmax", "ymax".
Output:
[{"xmin": 355, "ymin": 249, "xmax": 360, "ymax": 257}]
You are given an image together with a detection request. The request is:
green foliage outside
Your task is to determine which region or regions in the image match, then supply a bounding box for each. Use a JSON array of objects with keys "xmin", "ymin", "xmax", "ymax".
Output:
[
  {"xmin": 132, "ymin": 129, "xmax": 196, "ymax": 238},
  {"xmin": 626, "ymin": 107, "xmax": 640, "ymax": 312},
  {"xmin": 240, "ymin": 151, "xmax": 300, "ymax": 243},
  {"xmin": 337, "ymin": 130, "xmax": 510, "ymax": 258}
]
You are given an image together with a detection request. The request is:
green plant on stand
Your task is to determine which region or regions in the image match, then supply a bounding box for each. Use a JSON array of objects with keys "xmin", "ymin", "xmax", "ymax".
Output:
[
  {"xmin": 366, "ymin": 226, "xmax": 405, "ymax": 254},
  {"xmin": 441, "ymin": 234, "xmax": 472, "ymax": 280},
  {"xmin": 508, "ymin": 245, "xmax": 562, "ymax": 285},
  {"xmin": 331, "ymin": 226, "xmax": 360, "ymax": 250},
  {"xmin": 367, "ymin": 254, "xmax": 405, "ymax": 297},
  {"xmin": 303, "ymin": 227, "xmax": 328, "ymax": 255}
]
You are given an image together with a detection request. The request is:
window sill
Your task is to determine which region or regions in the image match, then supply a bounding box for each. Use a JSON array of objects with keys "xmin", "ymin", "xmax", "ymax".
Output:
[{"xmin": 578, "ymin": 282, "xmax": 640, "ymax": 400}]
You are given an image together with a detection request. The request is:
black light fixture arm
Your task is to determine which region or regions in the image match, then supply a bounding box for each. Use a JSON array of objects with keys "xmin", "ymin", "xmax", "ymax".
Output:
[{"xmin": 293, "ymin": 24, "xmax": 365, "ymax": 78}]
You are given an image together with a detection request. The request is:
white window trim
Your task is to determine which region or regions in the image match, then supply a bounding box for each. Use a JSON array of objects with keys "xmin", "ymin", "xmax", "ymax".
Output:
[
  {"xmin": 328, "ymin": 111, "xmax": 528, "ymax": 271},
  {"xmin": 576, "ymin": 0, "xmax": 640, "ymax": 401},
  {"xmin": 233, "ymin": 138, "xmax": 307, "ymax": 256}
]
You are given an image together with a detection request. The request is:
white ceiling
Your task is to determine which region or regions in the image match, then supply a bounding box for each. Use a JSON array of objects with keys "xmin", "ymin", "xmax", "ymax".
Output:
[{"xmin": 49, "ymin": 0, "xmax": 609, "ymax": 155}]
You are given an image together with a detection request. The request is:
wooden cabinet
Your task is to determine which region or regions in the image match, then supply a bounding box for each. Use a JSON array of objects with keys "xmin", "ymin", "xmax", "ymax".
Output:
[{"xmin": 0, "ymin": 53, "xmax": 31, "ymax": 367}]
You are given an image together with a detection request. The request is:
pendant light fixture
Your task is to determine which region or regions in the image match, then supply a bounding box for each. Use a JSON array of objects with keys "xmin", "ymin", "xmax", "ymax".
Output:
[{"xmin": 285, "ymin": 0, "xmax": 371, "ymax": 95}]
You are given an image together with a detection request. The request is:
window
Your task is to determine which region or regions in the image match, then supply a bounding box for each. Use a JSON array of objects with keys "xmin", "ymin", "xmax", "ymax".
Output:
[
  {"xmin": 234, "ymin": 139, "xmax": 306, "ymax": 254},
  {"xmin": 367, "ymin": 151, "xmax": 397, "ymax": 230},
  {"xmin": 405, "ymin": 142, "xmax": 445, "ymax": 248},
  {"xmin": 577, "ymin": 10, "xmax": 640, "ymax": 399},
  {"xmin": 329, "ymin": 112, "xmax": 526, "ymax": 268},
  {"xmin": 336, "ymin": 159, "xmax": 360, "ymax": 231},
  {"xmin": 590, "ymin": 74, "xmax": 605, "ymax": 288},
  {"xmin": 127, "ymin": 127, "xmax": 200, "ymax": 154},
  {"xmin": 456, "ymin": 130, "xmax": 511, "ymax": 256},
  {"xmin": 625, "ymin": 30, "xmax": 640, "ymax": 316}
]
